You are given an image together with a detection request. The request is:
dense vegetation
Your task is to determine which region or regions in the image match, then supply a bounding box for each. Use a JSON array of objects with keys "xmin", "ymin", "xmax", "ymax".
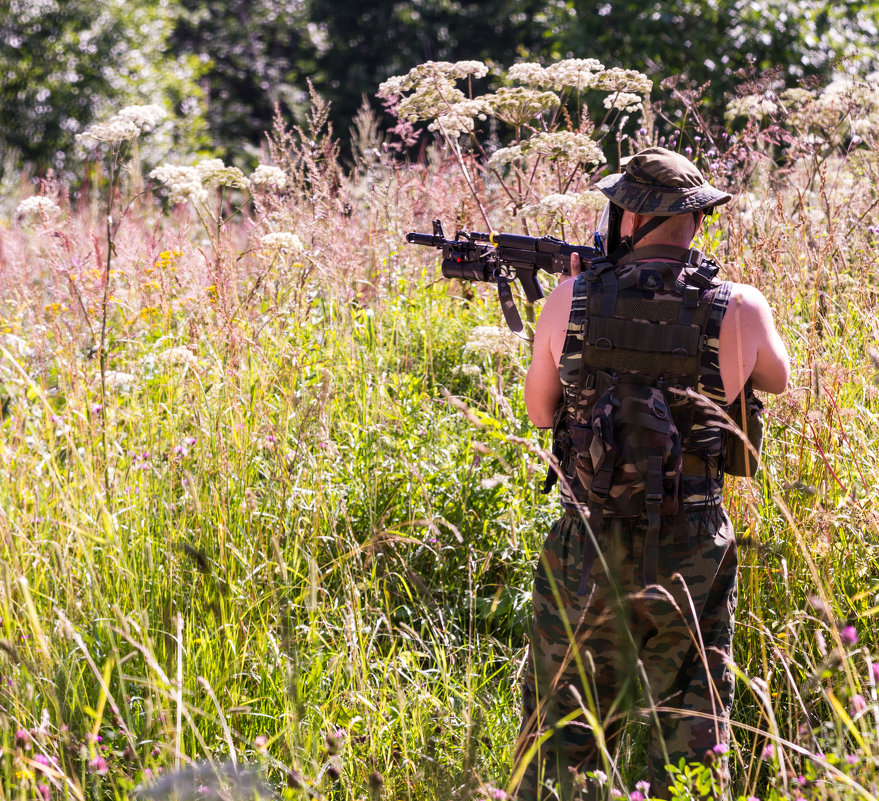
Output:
[
  {"xmin": 1, "ymin": 0, "xmax": 878, "ymax": 174},
  {"xmin": 2, "ymin": 53, "xmax": 879, "ymax": 801}
]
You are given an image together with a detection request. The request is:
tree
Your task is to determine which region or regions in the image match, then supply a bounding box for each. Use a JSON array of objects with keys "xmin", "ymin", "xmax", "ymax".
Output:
[
  {"xmin": 0, "ymin": 0, "xmax": 203, "ymax": 176},
  {"xmin": 170, "ymin": 0, "xmax": 315, "ymax": 159}
]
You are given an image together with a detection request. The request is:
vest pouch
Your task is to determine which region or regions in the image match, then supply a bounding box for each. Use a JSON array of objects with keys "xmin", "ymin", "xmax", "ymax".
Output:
[
  {"xmin": 725, "ymin": 388, "xmax": 764, "ymax": 476},
  {"xmin": 572, "ymin": 382, "xmax": 683, "ymax": 517}
]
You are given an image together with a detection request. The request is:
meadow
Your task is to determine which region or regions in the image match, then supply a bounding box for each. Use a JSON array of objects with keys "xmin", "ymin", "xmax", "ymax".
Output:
[{"xmin": 1, "ymin": 62, "xmax": 879, "ymax": 801}]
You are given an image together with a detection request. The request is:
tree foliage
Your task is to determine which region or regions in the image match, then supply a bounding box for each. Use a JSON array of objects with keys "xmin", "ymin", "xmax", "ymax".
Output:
[
  {"xmin": 0, "ymin": 0, "xmax": 203, "ymax": 175},
  {"xmin": 2, "ymin": 0, "xmax": 877, "ymax": 174}
]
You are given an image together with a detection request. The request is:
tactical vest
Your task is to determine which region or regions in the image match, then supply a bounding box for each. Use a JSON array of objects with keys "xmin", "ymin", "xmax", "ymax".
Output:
[{"xmin": 546, "ymin": 245, "xmax": 734, "ymax": 593}]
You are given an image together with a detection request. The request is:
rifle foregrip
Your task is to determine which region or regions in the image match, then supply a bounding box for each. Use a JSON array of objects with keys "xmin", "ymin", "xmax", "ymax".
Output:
[
  {"xmin": 518, "ymin": 270, "xmax": 544, "ymax": 303},
  {"xmin": 407, "ymin": 232, "xmax": 443, "ymax": 246}
]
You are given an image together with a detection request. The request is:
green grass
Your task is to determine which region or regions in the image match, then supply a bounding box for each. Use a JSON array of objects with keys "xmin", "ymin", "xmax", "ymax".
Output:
[{"xmin": 3, "ymin": 106, "xmax": 879, "ymax": 801}]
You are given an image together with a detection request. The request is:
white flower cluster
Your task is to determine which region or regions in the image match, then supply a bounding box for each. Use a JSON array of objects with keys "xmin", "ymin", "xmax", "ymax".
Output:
[
  {"xmin": 482, "ymin": 87, "xmax": 560, "ymax": 127},
  {"xmin": 487, "ymin": 145, "xmax": 525, "ymax": 169},
  {"xmin": 195, "ymin": 158, "xmax": 249, "ymax": 190},
  {"xmin": 488, "ymin": 131, "xmax": 604, "ymax": 170},
  {"xmin": 379, "ymin": 61, "xmax": 489, "ymax": 124},
  {"xmin": 150, "ymin": 165, "xmax": 208, "ymax": 206},
  {"xmin": 726, "ymin": 93, "xmax": 779, "ymax": 121},
  {"xmin": 428, "ymin": 98, "xmax": 491, "ymax": 138},
  {"xmin": 157, "ymin": 346, "xmax": 198, "ymax": 368},
  {"xmin": 15, "ymin": 196, "xmax": 62, "ymax": 219},
  {"xmin": 150, "ymin": 157, "xmax": 249, "ymax": 205},
  {"xmin": 507, "ymin": 59, "xmax": 606, "ymax": 92},
  {"xmin": 603, "ymin": 92, "xmax": 643, "ymax": 112},
  {"xmin": 591, "ymin": 68, "xmax": 652, "ymax": 95},
  {"xmin": 250, "ymin": 164, "xmax": 287, "ymax": 190},
  {"xmin": 76, "ymin": 104, "xmax": 166, "ymax": 146},
  {"xmin": 452, "ymin": 363, "xmax": 482, "ymax": 377},
  {"xmin": 546, "ymin": 59, "xmax": 606, "ymax": 91},
  {"xmin": 103, "ymin": 370, "xmax": 138, "ymax": 392},
  {"xmin": 464, "ymin": 325, "xmax": 516, "ymax": 356},
  {"xmin": 260, "ymin": 232, "xmax": 304, "ymax": 252},
  {"xmin": 527, "ymin": 131, "xmax": 605, "ymax": 163},
  {"xmin": 521, "ymin": 191, "xmax": 607, "ymax": 217},
  {"xmin": 378, "ymin": 60, "xmax": 489, "ymax": 98}
]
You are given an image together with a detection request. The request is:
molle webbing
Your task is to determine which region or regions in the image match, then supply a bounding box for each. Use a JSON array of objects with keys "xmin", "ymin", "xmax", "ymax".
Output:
[{"xmin": 582, "ymin": 272, "xmax": 714, "ymax": 376}]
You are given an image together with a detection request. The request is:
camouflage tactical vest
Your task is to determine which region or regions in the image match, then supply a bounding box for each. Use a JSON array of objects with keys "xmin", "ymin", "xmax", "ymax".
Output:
[{"xmin": 547, "ymin": 245, "xmax": 734, "ymax": 592}]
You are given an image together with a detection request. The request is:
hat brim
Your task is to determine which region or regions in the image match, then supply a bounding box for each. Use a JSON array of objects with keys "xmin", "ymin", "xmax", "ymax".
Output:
[{"xmin": 596, "ymin": 173, "xmax": 732, "ymax": 215}]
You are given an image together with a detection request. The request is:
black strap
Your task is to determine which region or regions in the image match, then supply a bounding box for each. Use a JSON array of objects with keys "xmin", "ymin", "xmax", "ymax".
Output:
[
  {"xmin": 615, "ymin": 245, "xmax": 705, "ymax": 268},
  {"xmin": 643, "ymin": 454, "xmax": 664, "ymax": 586}
]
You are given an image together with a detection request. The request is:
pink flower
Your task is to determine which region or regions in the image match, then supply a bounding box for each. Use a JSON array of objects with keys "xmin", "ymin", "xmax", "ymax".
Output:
[
  {"xmin": 850, "ymin": 693, "xmax": 868, "ymax": 715},
  {"xmin": 37, "ymin": 785, "xmax": 50, "ymax": 801},
  {"xmin": 15, "ymin": 729, "xmax": 31, "ymax": 748},
  {"xmin": 761, "ymin": 744, "xmax": 775, "ymax": 760},
  {"xmin": 713, "ymin": 742, "xmax": 729, "ymax": 755},
  {"xmin": 841, "ymin": 625, "xmax": 858, "ymax": 646},
  {"xmin": 629, "ymin": 792, "xmax": 645, "ymax": 801},
  {"xmin": 871, "ymin": 663, "xmax": 879, "ymax": 683},
  {"xmin": 88, "ymin": 755, "xmax": 108, "ymax": 775}
]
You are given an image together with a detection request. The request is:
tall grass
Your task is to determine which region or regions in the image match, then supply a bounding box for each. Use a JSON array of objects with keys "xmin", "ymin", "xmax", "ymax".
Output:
[{"xmin": 2, "ymin": 72, "xmax": 879, "ymax": 801}]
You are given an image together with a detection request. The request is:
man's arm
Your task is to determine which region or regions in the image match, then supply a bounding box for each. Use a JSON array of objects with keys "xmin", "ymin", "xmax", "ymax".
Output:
[
  {"xmin": 524, "ymin": 278, "xmax": 574, "ymax": 428},
  {"xmin": 718, "ymin": 284, "xmax": 790, "ymax": 401}
]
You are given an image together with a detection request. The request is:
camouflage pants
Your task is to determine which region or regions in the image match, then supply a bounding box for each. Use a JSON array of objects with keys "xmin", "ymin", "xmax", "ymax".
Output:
[{"xmin": 512, "ymin": 507, "xmax": 737, "ymax": 800}]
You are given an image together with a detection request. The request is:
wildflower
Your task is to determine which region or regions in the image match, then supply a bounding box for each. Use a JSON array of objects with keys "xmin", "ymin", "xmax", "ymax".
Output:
[
  {"xmin": 747, "ymin": 797, "xmax": 760, "ymax": 801},
  {"xmin": 150, "ymin": 165, "xmax": 208, "ymax": 206},
  {"xmin": 15, "ymin": 729, "xmax": 31, "ymax": 748},
  {"xmin": 484, "ymin": 787, "xmax": 506, "ymax": 801},
  {"xmin": 761, "ymin": 743, "xmax": 775, "ymax": 760},
  {"xmin": 629, "ymin": 793, "xmax": 645, "ymax": 801},
  {"xmin": 33, "ymin": 754, "xmax": 52, "ymax": 768},
  {"xmin": 250, "ymin": 164, "xmax": 287, "ymax": 190},
  {"xmin": 88, "ymin": 755, "xmax": 109, "ymax": 775},
  {"xmin": 635, "ymin": 781, "xmax": 650, "ymax": 795},
  {"xmin": 545, "ymin": 58, "xmax": 605, "ymax": 91},
  {"xmin": 253, "ymin": 735, "xmax": 268, "ymax": 754},
  {"xmin": 846, "ymin": 754, "xmax": 859, "ymax": 765},
  {"xmin": 482, "ymin": 86, "xmax": 560, "ymax": 127},
  {"xmin": 103, "ymin": 371, "xmax": 137, "ymax": 392},
  {"xmin": 871, "ymin": 663, "xmax": 879, "ymax": 683},
  {"xmin": 157, "ymin": 346, "xmax": 197, "ymax": 369},
  {"xmin": 92, "ymin": 404, "xmax": 103, "ymax": 415},
  {"xmin": 850, "ymin": 693, "xmax": 868, "ymax": 714},
  {"xmin": 195, "ymin": 158, "xmax": 249, "ymax": 190},
  {"xmin": 841, "ymin": 625, "xmax": 858, "ymax": 646},
  {"xmin": 507, "ymin": 62, "xmax": 551, "ymax": 87},
  {"xmin": 603, "ymin": 92, "xmax": 643, "ymax": 113},
  {"xmin": 526, "ymin": 131, "xmax": 605, "ymax": 165},
  {"xmin": 37, "ymin": 785, "xmax": 50, "ymax": 801},
  {"xmin": 591, "ymin": 67, "xmax": 652, "ymax": 94},
  {"xmin": 77, "ymin": 104, "xmax": 165, "ymax": 146},
  {"xmin": 487, "ymin": 145, "xmax": 525, "ymax": 170},
  {"xmin": 15, "ymin": 196, "xmax": 62, "ymax": 219},
  {"xmin": 464, "ymin": 325, "xmax": 516, "ymax": 356},
  {"xmin": 590, "ymin": 769, "xmax": 608, "ymax": 785},
  {"xmin": 259, "ymin": 232, "xmax": 305, "ymax": 253}
]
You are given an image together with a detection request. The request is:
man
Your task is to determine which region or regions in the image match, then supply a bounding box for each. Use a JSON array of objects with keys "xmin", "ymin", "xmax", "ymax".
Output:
[{"xmin": 513, "ymin": 147, "xmax": 790, "ymax": 799}]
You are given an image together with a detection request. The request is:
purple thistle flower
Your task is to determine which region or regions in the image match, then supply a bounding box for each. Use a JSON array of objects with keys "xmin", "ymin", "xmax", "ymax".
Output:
[{"xmin": 841, "ymin": 625, "xmax": 858, "ymax": 646}]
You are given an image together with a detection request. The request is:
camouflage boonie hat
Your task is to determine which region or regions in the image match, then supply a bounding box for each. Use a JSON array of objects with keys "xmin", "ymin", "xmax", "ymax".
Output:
[{"xmin": 596, "ymin": 146, "xmax": 732, "ymax": 215}]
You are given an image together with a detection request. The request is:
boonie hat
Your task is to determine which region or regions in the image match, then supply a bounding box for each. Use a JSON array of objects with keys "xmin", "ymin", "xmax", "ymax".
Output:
[{"xmin": 596, "ymin": 146, "xmax": 732, "ymax": 215}]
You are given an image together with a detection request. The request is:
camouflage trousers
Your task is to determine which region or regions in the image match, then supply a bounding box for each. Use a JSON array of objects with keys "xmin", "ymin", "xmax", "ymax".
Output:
[{"xmin": 512, "ymin": 506, "xmax": 737, "ymax": 800}]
